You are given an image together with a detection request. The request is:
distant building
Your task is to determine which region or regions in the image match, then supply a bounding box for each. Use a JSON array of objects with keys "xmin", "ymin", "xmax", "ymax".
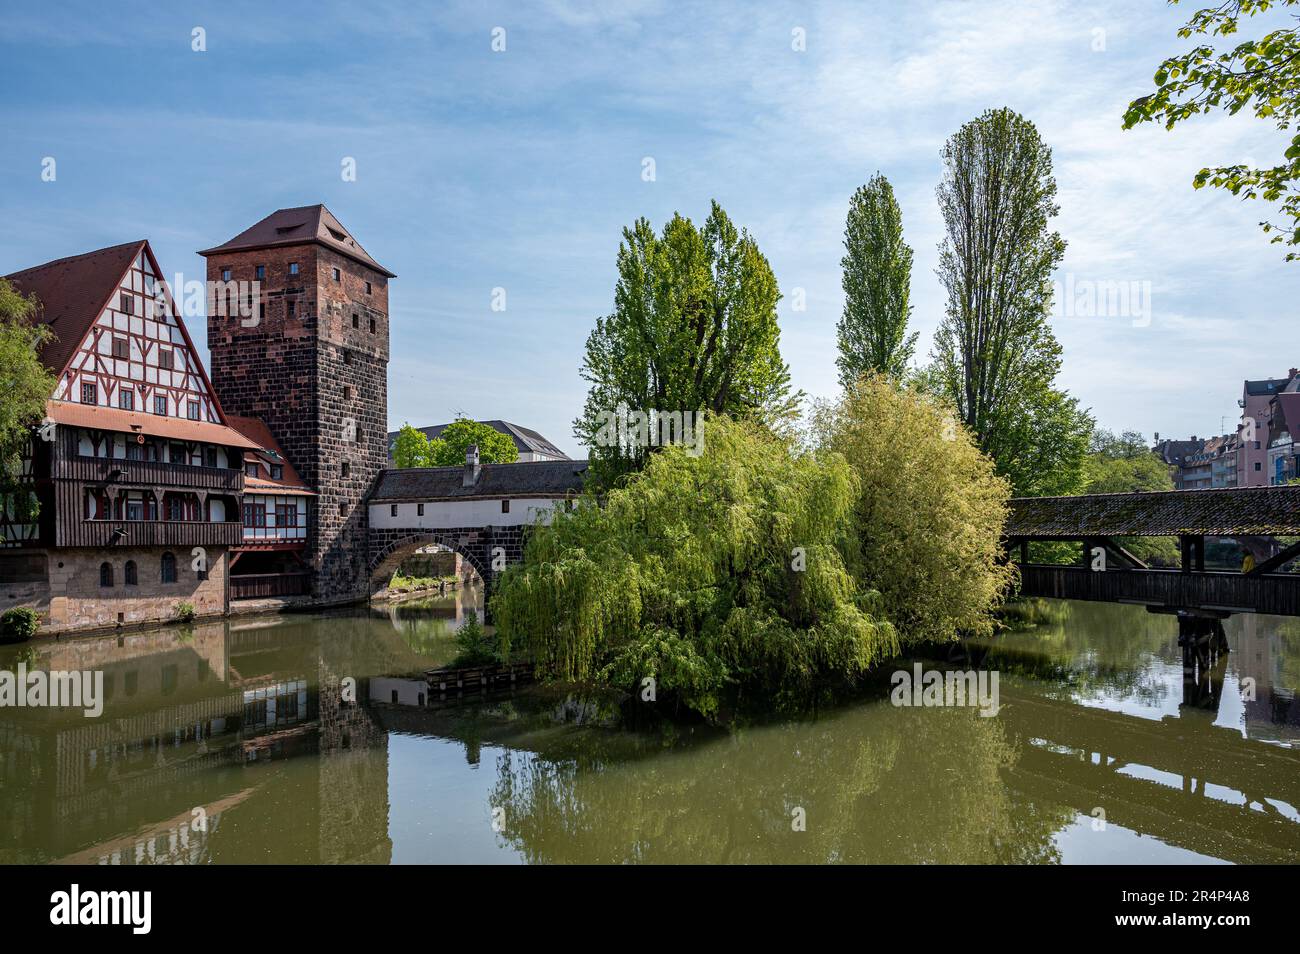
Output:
[
  {"xmin": 1154, "ymin": 434, "xmax": 1203, "ymax": 490},
  {"xmin": 1237, "ymin": 371, "xmax": 1297, "ymax": 486},
  {"xmin": 1153, "ymin": 433, "xmax": 1237, "ymax": 490},
  {"xmin": 386, "ymin": 420, "xmax": 569, "ymax": 463},
  {"xmin": 1264, "ymin": 376, "xmax": 1300, "ymax": 485}
]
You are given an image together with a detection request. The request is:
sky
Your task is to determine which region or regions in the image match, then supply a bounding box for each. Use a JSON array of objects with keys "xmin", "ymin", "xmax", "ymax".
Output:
[{"xmin": 1, "ymin": 0, "xmax": 1296, "ymax": 457}]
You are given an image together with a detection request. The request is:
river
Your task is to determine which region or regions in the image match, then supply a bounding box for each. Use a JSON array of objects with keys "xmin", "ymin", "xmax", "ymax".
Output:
[{"xmin": 1, "ymin": 592, "xmax": 1298, "ymax": 864}]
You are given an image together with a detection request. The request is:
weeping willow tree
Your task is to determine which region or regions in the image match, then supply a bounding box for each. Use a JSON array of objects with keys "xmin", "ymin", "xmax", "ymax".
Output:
[{"xmin": 491, "ymin": 417, "xmax": 897, "ymax": 719}]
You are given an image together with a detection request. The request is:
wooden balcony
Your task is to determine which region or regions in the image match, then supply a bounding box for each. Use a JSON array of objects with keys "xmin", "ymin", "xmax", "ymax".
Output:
[
  {"xmin": 230, "ymin": 572, "xmax": 311, "ymax": 599},
  {"xmin": 55, "ymin": 518, "xmax": 243, "ymax": 549},
  {"xmin": 54, "ymin": 455, "xmax": 243, "ymax": 492}
]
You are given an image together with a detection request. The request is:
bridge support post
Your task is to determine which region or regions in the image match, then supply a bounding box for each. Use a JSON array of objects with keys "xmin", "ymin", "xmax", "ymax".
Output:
[{"xmin": 1177, "ymin": 613, "xmax": 1229, "ymax": 710}]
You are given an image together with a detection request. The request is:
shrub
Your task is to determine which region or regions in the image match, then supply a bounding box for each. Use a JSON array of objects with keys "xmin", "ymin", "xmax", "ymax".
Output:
[
  {"xmin": 0, "ymin": 607, "xmax": 40, "ymax": 643},
  {"xmin": 812, "ymin": 373, "xmax": 1015, "ymax": 645},
  {"xmin": 173, "ymin": 602, "xmax": 196, "ymax": 623},
  {"xmin": 452, "ymin": 610, "xmax": 502, "ymax": 667}
]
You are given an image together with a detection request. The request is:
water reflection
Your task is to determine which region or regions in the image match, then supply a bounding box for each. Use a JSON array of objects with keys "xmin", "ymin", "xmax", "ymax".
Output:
[{"xmin": 0, "ymin": 596, "xmax": 1298, "ymax": 864}]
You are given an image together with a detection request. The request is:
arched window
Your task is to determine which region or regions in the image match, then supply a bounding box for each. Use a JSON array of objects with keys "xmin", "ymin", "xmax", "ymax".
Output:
[
  {"xmin": 124, "ymin": 560, "xmax": 137, "ymax": 586},
  {"xmin": 160, "ymin": 551, "xmax": 177, "ymax": 584},
  {"xmin": 99, "ymin": 562, "xmax": 113, "ymax": 587}
]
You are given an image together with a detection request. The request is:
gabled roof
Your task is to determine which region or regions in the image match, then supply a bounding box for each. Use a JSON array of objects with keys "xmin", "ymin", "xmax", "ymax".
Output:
[
  {"xmin": 1245, "ymin": 377, "xmax": 1291, "ymax": 397},
  {"xmin": 371, "ymin": 460, "xmax": 589, "ymax": 502},
  {"xmin": 386, "ymin": 420, "xmax": 569, "ymax": 459},
  {"xmin": 4, "ymin": 240, "xmax": 145, "ymax": 376},
  {"xmin": 197, "ymin": 204, "xmax": 395, "ymax": 278},
  {"xmin": 225, "ymin": 415, "xmax": 314, "ymax": 495}
]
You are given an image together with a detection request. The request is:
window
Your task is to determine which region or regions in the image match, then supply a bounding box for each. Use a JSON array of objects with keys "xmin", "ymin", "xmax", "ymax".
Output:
[
  {"xmin": 81, "ymin": 383, "xmax": 97, "ymax": 405},
  {"xmin": 341, "ymin": 462, "xmax": 351, "ymax": 478},
  {"xmin": 158, "ymin": 348, "xmax": 174, "ymax": 369},
  {"xmin": 275, "ymin": 503, "xmax": 297, "ymax": 527},
  {"xmin": 120, "ymin": 292, "xmax": 133, "ymax": 315},
  {"xmin": 255, "ymin": 265, "xmax": 266, "ymax": 280},
  {"xmin": 369, "ymin": 317, "xmax": 376, "ymax": 334},
  {"xmin": 112, "ymin": 336, "xmax": 129, "ymax": 359},
  {"xmin": 258, "ymin": 302, "xmax": 266, "ymax": 321},
  {"xmin": 390, "ymin": 504, "xmax": 397, "ymax": 517},
  {"xmin": 289, "ymin": 262, "xmax": 299, "ymax": 275},
  {"xmin": 125, "ymin": 496, "xmax": 144, "ymax": 521},
  {"xmin": 342, "ymin": 350, "xmax": 352, "ymax": 365},
  {"xmin": 221, "ymin": 267, "xmax": 231, "ymax": 282},
  {"xmin": 270, "ymin": 464, "xmax": 283, "ymax": 480},
  {"xmin": 124, "ymin": 560, "xmax": 137, "ymax": 586},
  {"xmin": 331, "ymin": 267, "xmax": 341, "ymax": 282},
  {"xmin": 99, "ymin": 562, "xmax": 113, "ymax": 587},
  {"xmin": 352, "ymin": 313, "xmax": 359, "ymax": 329},
  {"xmin": 343, "ymin": 385, "xmax": 353, "ymax": 401},
  {"xmin": 338, "ymin": 501, "xmax": 347, "ymax": 515},
  {"xmin": 1255, "ymin": 462, "xmax": 1263, "ymax": 471},
  {"xmin": 287, "ymin": 300, "xmax": 296, "ymax": 318},
  {"xmin": 365, "ymin": 281, "xmax": 372, "ymax": 295},
  {"xmin": 417, "ymin": 503, "xmax": 425, "ymax": 516},
  {"xmin": 160, "ymin": 551, "xmax": 177, "ymax": 584},
  {"xmin": 170, "ymin": 443, "xmax": 187, "ymax": 464},
  {"xmin": 119, "ymin": 389, "xmax": 134, "ymax": 411},
  {"xmin": 205, "ymin": 446, "xmax": 218, "ymax": 468},
  {"xmin": 126, "ymin": 441, "xmax": 143, "ymax": 461},
  {"xmin": 502, "ymin": 499, "xmax": 510, "ymax": 514},
  {"xmin": 243, "ymin": 502, "xmax": 267, "ymax": 527},
  {"xmin": 245, "ymin": 462, "xmax": 259, "ymax": 478},
  {"xmin": 154, "ymin": 395, "xmax": 167, "ymax": 416},
  {"xmin": 187, "ymin": 400, "xmax": 200, "ymax": 421}
]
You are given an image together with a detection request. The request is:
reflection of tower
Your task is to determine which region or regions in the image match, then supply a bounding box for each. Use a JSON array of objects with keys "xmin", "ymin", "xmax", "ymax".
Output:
[{"xmin": 316, "ymin": 661, "xmax": 392, "ymax": 864}]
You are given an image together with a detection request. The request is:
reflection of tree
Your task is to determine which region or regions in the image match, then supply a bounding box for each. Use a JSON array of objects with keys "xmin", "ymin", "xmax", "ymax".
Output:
[{"xmin": 488, "ymin": 703, "xmax": 1069, "ymax": 864}]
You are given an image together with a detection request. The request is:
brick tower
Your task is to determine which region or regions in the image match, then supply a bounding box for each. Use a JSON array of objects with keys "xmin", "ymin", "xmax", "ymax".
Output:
[{"xmin": 200, "ymin": 205, "xmax": 393, "ymax": 601}]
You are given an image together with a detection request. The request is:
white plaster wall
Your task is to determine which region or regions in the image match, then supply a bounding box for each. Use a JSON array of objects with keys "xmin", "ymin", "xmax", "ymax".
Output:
[{"xmin": 368, "ymin": 496, "xmax": 568, "ymax": 530}]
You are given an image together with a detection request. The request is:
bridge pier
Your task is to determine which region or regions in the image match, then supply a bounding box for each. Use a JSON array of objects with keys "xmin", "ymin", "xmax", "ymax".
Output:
[{"xmin": 1176, "ymin": 613, "xmax": 1230, "ymax": 710}]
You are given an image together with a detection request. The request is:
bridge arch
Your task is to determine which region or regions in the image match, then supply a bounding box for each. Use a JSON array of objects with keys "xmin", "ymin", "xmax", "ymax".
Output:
[{"xmin": 368, "ymin": 530, "xmax": 494, "ymax": 598}]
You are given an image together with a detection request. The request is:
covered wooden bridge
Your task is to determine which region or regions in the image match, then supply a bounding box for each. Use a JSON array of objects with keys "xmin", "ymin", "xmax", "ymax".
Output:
[{"xmin": 1006, "ymin": 485, "xmax": 1300, "ymax": 618}]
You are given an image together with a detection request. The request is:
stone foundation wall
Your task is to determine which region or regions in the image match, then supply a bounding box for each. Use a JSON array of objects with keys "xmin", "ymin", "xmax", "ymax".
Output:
[{"xmin": 38, "ymin": 546, "xmax": 227, "ymax": 632}]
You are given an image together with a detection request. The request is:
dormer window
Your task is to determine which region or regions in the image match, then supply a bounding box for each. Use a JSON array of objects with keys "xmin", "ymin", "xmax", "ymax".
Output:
[
  {"xmin": 270, "ymin": 464, "xmax": 283, "ymax": 480},
  {"xmin": 245, "ymin": 462, "xmax": 259, "ymax": 478}
]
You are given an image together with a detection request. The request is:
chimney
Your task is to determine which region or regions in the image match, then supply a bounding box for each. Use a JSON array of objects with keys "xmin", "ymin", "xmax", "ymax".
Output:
[{"xmin": 463, "ymin": 444, "xmax": 481, "ymax": 487}]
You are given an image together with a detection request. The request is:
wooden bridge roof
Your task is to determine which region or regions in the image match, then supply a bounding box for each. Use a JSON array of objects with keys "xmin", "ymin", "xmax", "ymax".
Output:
[{"xmin": 1006, "ymin": 486, "xmax": 1300, "ymax": 538}]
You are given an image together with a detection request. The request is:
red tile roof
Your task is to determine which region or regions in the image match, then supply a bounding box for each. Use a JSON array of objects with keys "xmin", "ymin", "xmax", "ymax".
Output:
[
  {"xmin": 4, "ymin": 241, "xmax": 145, "ymax": 377},
  {"xmin": 198, "ymin": 204, "xmax": 395, "ymax": 277},
  {"xmin": 225, "ymin": 414, "xmax": 314, "ymax": 495},
  {"xmin": 46, "ymin": 400, "xmax": 261, "ymax": 449}
]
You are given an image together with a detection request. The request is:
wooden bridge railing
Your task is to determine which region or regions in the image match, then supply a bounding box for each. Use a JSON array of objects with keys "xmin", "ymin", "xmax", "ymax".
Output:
[{"xmin": 1017, "ymin": 564, "xmax": 1300, "ymax": 617}]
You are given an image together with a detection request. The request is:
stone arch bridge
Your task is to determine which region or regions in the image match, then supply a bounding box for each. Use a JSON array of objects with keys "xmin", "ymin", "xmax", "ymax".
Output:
[{"xmin": 366, "ymin": 455, "xmax": 588, "ymax": 618}]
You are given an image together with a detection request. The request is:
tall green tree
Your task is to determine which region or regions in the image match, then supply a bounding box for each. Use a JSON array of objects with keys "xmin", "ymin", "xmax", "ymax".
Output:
[
  {"xmin": 836, "ymin": 173, "xmax": 918, "ymax": 386},
  {"xmin": 0, "ymin": 280, "xmax": 55, "ymax": 484},
  {"xmin": 391, "ymin": 419, "xmax": 518, "ymax": 468},
  {"xmin": 574, "ymin": 201, "xmax": 800, "ymax": 486},
  {"xmin": 931, "ymin": 107, "xmax": 1092, "ymax": 496},
  {"xmin": 1123, "ymin": 0, "xmax": 1300, "ymax": 260}
]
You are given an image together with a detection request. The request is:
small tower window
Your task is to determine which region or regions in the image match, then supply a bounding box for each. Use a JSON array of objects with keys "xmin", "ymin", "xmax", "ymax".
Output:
[
  {"xmin": 501, "ymin": 499, "xmax": 510, "ymax": 514},
  {"xmin": 369, "ymin": 317, "xmax": 376, "ymax": 334},
  {"xmin": 289, "ymin": 262, "xmax": 299, "ymax": 275},
  {"xmin": 332, "ymin": 267, "xmax": 341, "ymax": 282},
  {"xmin": 221, "ymin": 268, "xmax": 231, "ymax": 282},
  {"xmin": 390, "ymin": 504, "xmax": 397, "ymax": 517},
  {"xmin": 352, "ymin": 313, "xmax": 359, "ymax": 329},
  {"xmin": 365, "ymin": 281, "xmax": 372, "ymax": 294},
  {"xmin": 342, "ymin": 462, "xmax": 351, "ymax": 478},
  {"xmin": 417, "ymin": 503, "xmax": 424, "ymax": 516},
  {"xmin": 287, "ymin": 300, "xmax": 296, "ymax": 318},
  {"xmin": 255, "ymin": 265, "xmax": 266, "ymax": 280}
]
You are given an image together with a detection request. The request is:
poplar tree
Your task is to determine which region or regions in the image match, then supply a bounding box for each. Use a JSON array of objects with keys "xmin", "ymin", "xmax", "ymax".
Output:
[{"xmin": 836, "ymin": 173, "xmax": 917, "ymax": 386}]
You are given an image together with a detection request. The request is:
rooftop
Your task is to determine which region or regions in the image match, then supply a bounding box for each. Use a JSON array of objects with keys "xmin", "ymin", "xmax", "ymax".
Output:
[
  {"xmin": 371, "ymin": 459, "xmax": 589, "ymax": 502},
  {"xmin": 198, "ymin": 204, "xmax": 394, "ymax": 278},
  {"xmin": 1007, "ymin": 485, "xmax": 1300, "ymax": 538}
]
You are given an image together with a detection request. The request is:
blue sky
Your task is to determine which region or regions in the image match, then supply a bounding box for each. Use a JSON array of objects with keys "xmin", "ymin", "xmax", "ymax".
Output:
[{"xmin": 1, "ymin": 0, "xmax": 1295, "ymax": 457}]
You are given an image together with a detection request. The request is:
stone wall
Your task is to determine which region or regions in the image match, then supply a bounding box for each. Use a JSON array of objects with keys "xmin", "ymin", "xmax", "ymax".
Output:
[{"xmin": 28, "ymin": 546, "xmax": 229, "ymax": 632}]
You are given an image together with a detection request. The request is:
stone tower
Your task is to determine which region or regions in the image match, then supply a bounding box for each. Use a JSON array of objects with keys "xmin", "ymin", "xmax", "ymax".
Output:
[{"xmin": 200, "ymin": 205, "xmax": 393, "ymax": 601}]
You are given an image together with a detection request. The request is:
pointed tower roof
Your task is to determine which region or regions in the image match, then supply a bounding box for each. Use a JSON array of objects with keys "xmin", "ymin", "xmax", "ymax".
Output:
[
  {"xmin": 4, "ymin": 240, "xmax": 146, "ymax": 375},
  {"xmin": 197, "ymin": 204, "xmax": 395, "ymax": 277}
]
